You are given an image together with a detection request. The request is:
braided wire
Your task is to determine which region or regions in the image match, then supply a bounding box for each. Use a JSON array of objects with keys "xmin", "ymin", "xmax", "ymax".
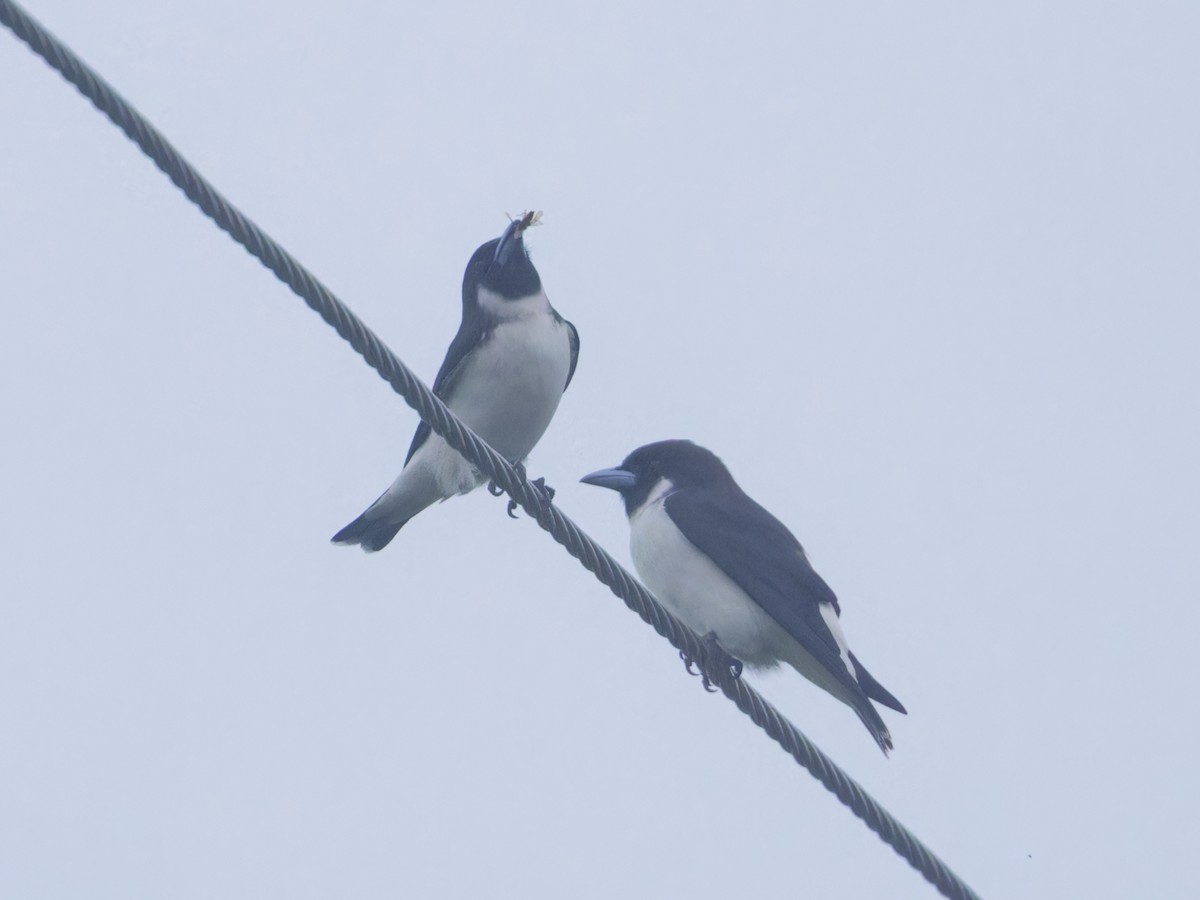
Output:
[{"xmin": 1, "ymin": 3, "xmax": 979, "ymax": 898}]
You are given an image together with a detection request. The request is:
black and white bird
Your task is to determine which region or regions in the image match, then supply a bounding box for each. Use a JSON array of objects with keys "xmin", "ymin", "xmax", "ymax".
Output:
[
  {"xmin": 333, "ymin": 213, "xmax": 579, "ymax": 552},
  {"xmin": 582, "ymin": 440, "xmax": 906, "ymax": 754}
]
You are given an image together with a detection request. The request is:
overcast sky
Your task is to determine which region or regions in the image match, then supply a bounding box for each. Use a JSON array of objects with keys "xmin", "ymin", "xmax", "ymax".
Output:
[{"xmin": 3, "ymin": 2, "xmax": 1199, "ymax": 898}]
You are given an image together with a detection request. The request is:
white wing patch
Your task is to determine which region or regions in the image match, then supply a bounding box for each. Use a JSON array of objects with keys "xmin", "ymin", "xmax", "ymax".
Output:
[{"xmin": 817, "ymin": 600, "xmax": 858, "ymax": 682}]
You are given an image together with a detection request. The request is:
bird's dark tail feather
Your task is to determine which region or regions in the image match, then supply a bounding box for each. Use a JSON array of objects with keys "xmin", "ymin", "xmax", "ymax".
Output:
[
  {"xmin": 849, "ymin": 652, "xmax": 907, "ymax": 714},
  {"xmin": 853, "ymin": 696, "xmax": 895, "ymax": 757},
  {"xmin": 331, "ymin": 511, "xmax": 408, "ymax": 553}
]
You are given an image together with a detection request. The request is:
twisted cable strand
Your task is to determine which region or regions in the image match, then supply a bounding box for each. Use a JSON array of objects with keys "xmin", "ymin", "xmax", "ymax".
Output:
[{"xmin": 0, "ymin": 4, "xmax": 979, "ymax": 898}]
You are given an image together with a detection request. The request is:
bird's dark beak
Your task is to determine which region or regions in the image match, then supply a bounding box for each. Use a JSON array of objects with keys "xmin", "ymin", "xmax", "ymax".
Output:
[
  {"xmin": 580, "ymin": 467, "xmax": 637, "ymax": 492},
  {"xmin": 492, "ymin": 218, "xmax": 524, "ymax": 268},
  {"xmin": 492, "ymin": 210, "xmax": 539, "ymax": 269}
]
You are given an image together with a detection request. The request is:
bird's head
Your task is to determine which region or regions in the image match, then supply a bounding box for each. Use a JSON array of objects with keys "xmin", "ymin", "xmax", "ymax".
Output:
[
  {"xmin": 581, "ymin": 440, "xmax": 731, "ymax": 516},
  {"xmin": 463, "ymin": 211, "xmax": 543, "ymax": 305}
]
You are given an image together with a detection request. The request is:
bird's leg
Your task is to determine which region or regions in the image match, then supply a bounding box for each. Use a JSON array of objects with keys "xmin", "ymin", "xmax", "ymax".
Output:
[
  {"xmin": 503, "ymin": 462, "xmax": 528, "ymax": 518},
  {"xmin": 680, "ymin": 639, "xmax": 721, "ymax": 692},
  {"xmin": 682, "ymin": 632, "xmax": 744, "ymax": 692},
  {"xmin": 531, "ymin": 477, "xmax": 556, "ymax": 503},
  {"xmin": 488, "ymin": 463, "xmax": 527, "ymax": 516},
  {"xmin": 486, "ymin": 461, "xmax": 509, "ymax": 497}
]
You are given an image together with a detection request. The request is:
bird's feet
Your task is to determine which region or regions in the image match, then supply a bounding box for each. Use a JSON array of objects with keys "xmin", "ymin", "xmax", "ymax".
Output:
[
  {"xmin": 493, "ymin": 464, "xmax": 556, "ymax": 518},
  {"xmin": 680, "ymin": 632, "xmax": 744, "ymax": 692},
  {"xmin": 502, "ymin": 462, "xmax": 529, "ymax": 518},
  {"xmin": 507, "ymin": 476, "xmax": 556, "ymax": 518},
  {"xmin": 488, "ymin": 461, "xmax": 525, "ymax": 509}
]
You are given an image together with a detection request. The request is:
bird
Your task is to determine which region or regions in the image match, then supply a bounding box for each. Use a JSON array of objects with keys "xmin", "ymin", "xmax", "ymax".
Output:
[
  {"xmin": 581, "ymin": 439, "xmax": 906, "ymax": 754},
  {"xmin": 332, "ymin": 212, "xmax": 579, "ymax": 552}
]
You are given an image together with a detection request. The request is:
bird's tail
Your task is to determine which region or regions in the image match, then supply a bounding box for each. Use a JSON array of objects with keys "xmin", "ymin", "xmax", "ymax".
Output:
[
  {"xmin": 847, "ymin": 652, "xmax": 906, "ymax": 756},
  {"xmin": 330, "ymin": 509, "xmax": 409, "ymax": 553},
  {"xmin": 852, "ymin": 695, "xmax": 896, "ymax": 757},
  {"xmin": 849, "ymin": 652, "xmax": 908, "ymax": 714},
  {"xmin": 332, "ymin": 466, "xmax": 444, "ymax": 553}
]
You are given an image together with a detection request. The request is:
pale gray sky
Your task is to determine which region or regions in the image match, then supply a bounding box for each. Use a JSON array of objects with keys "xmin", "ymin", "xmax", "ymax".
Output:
[{"xmin": 2, "ymin": 2, "xmax": 1198, "ymax": 898}]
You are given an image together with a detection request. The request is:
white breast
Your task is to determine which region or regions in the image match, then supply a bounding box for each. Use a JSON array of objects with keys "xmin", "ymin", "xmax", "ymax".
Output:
[
  {"xmin": 454, "ymin": 290, "xmax": 571, "ymax": 457},
  {"xmin": 424, "ymin": 288, "xmax": 571, "ymax": 496}
]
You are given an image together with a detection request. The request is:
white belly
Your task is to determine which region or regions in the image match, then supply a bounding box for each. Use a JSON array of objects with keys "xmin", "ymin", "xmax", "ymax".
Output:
[{"xmin": 451, "ymin": 315, "xmax": 571, "ymax": 460}]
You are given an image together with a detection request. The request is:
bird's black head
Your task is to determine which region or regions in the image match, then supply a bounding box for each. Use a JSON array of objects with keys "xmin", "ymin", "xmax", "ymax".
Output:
[
  {"xmin": 462, "ymin": 212, "xmax": 543, "ymax": 304},
  {"xmin": 581, "ymin": 439, "xmax": 734, "ymax": 516}
]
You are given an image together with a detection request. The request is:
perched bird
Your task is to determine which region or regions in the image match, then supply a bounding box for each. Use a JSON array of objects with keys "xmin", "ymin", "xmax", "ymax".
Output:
[
  {"xmin": 333, "ymin": 213, "xmax": 579, "ymax": 552},
  {"xmin": 582, "ymin": 440, "xmax": 906, "ymax": 754}
]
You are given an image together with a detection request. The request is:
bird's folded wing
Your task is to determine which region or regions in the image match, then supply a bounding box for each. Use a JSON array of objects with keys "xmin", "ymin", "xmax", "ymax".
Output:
[
  {"xmin": 563, "ymin": 318, "xmax": 580, "ymax": 390},
  {"xmin": 404, "ymin": 317, "xmax": 489, "ymax": 464},
  {"xmin": 663, "ymin": 488, "xmax": 862, "ymax": 694}
]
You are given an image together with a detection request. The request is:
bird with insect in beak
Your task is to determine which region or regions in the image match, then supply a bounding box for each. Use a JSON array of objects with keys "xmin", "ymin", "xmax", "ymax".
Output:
[
  {"xmin": 332, "ymin": 212, "xmax": 579, "ymax": 552},
  {"xmin": 583, "ymin": 439, "xmax": 906, "ymax": 754}
]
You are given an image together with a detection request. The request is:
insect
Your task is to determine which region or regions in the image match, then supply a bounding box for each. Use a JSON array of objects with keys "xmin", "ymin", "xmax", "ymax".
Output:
[{"xmin": 506, "ymin": 209, "xmax": 544, "ymax": 232}]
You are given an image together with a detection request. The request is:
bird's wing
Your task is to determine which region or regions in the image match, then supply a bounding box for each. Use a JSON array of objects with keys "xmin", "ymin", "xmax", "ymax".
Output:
[
  {"xmin": 663, "ymin": 487, "xmax": 864, "ymax": 695},
  {"xmin": 563, "ymin": 318, "xmax": 580, "ymax": 391},
  {"xmin": 404, "ymin": 316, "xmax": 489, "ymax": 464}
]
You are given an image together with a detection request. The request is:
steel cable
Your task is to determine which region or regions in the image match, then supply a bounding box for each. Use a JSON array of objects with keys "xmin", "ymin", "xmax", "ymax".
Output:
[{"xmin": 1, "ymin": 3, "xmax": 980, "ymax": 897}]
